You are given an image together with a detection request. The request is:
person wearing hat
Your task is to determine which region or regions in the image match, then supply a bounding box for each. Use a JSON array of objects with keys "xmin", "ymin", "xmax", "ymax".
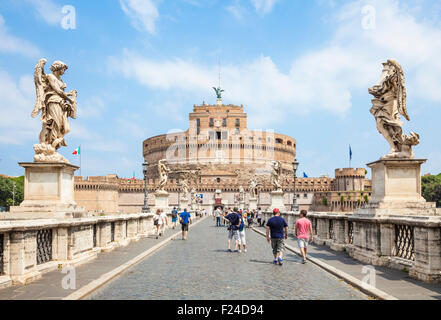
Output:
[{"xmin": 266, "ymin": 208, "xmax": 288, "ymax": 265}]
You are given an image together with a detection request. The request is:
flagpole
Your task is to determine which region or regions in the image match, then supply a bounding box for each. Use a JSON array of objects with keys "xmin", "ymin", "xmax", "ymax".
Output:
[{"xmin": 80, "ymin": 145, "xmax": 82, "ymax": 177}]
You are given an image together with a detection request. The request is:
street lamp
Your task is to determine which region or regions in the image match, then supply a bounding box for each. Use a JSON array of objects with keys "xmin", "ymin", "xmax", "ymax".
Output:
[
  {"xmin": 291, "ymin": 159, "xmax": 299, "ymax": 212},
  {"xmin": 142, "ymin": 160, "xmax": 150, "ymax": 213},
  {"xmin": 177, "ymin": 181, "xmax": 181, "ymax": 211}
]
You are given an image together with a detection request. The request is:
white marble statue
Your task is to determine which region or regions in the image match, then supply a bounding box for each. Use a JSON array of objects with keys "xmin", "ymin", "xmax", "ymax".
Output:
[
  {"xmin": 369, "ymin": 59, "xmax": 419, "ymax": 159},
  {"xmin": 249, "ymin": 178, "xmax": 260, "ymax": 199},
  {"xmin": 157, "ymin": 159, "xmax": 170, "ymax": 192},
  {"xmin": 190, "ymin": 188, "xmax": 197, "ymax": 204},
  {"xmin": 270, "ymin": 161, "xmax": 282, "ymax": 192},
  {"xmin": 32, "ymin": 59, "xmax": 77, "ymax": 163},
  {"xmin": 179, "ymin": 179, "xmax": 189, "ymax": 198}
]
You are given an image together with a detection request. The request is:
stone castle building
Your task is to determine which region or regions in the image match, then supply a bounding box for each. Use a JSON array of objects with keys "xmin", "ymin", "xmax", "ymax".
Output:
[{"xmin": 74, "ymin": 101, "xmax": 371, "ymax": 213}]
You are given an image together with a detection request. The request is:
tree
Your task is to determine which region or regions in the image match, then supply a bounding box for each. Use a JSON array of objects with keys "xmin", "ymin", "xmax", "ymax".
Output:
[
  {"xmin": 0, "ymin": 176, "xmax": 24, "ymax": 207},
  {"xmin": 422, "ymin": 174, "xmax": 441, "ymax": 208}
]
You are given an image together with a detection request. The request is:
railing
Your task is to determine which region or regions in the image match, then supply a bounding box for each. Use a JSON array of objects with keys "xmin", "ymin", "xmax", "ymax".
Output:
[
  {"xmin": 328, "ymin": 219, "xmax": 334, "ymax": 240},
  {"xmin": 93, "ymin": 224, "xmax": 97, "ymax": 248},
  {"xmin": 393, "ymin": 224, "xmax": 415, "ymax": 261},
  {"xmin": 347, "ymin": 221, "xmax": 354, "ymax": 245},
  {"xmin": 111, "ymin": 222, "xmax": 115, "ymax": 242},
  {"xmin": 36, "ymin": 229, "xmax": 52, "ymax": 265},
  {"xmin": 0, "ymin": 234, "xmax": 3, "ymax": 275}
]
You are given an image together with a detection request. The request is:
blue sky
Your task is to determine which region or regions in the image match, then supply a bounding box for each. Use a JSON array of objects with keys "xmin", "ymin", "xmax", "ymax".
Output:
[{"xmin": 0, "ymin": 0, "xmax": 440, "ymax": 179}]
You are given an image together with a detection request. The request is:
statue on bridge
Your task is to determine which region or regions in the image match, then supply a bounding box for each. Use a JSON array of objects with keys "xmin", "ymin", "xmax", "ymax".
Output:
[
  {"xmin": 249, "ymin": 178, "xmax": 261, "ymax": 199},
  {"xmin": 270, "ymin": 161, "xmax": 283, "ymax": 192},
  {"xmin": 32, "ymin": 59, "xmax": 78, "ymax": 163},
  {"xmin": 179, "ymin": 179, "xmax": 189, "ymax": 199},
  {"xmin": 157, "ymin": 160, "xmax": 170, "ymax": 193},
  {"xmin": 369, "ymin": 59, "xmax": 420, "ymax": 159}
]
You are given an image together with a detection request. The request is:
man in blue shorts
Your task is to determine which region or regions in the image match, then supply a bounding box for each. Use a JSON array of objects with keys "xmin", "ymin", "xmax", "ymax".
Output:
[
  {"xmin": 171, "ymin": 207, "xmax": 178, "ymax": 229},
  {"xmin": 223, "ymin": 207, "xmax": 241, "ymax": 252},
  {"xmin": 179, "ymin": 208, "xmax": 192, "ymax": 240},
  {"xmin": 266, "ymin": 208, "xmax": 288, "ymax": 265}
]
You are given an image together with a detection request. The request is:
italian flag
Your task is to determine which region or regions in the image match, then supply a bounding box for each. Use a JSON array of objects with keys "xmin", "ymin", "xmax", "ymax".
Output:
[
  {"xmin": 132, "ymin": 171, "xmax": 135, "ymax": 180},
  {"xmin": 72, "ymin": 146, "xmax": 81, "ymax": 155}
]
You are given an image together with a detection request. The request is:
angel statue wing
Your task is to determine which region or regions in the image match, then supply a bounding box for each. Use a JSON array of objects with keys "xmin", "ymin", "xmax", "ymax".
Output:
[
  {"xmin": 388, "ymin": 59, "xmax": 409, "ymax": 121},
  {"xmin": 32, "ymin": 59, "xmax": 47, "ymax": 118}
]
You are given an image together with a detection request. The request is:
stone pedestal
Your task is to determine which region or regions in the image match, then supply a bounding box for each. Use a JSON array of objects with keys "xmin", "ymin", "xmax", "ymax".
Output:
[
  {"xmin": 249, "ymin": 198, "xmax": 257, "ymax": 211},
  {"xmin": 154, "ymin": 191, "xmax": 169, "ymax": 212},
  {"xmin": 3, "ymin": 162, "xmax": 86, "ymax": 219},
  {"xmin": 269, "ymin": 190, "xmax": 286, "ymax": 212},
  {"xmin": 355, "ymin": 159, "xmax": 438, "ymax": 216},
  {"xmin": 180, "ymin": 198, "xmax": 189, "ymax": 211}
]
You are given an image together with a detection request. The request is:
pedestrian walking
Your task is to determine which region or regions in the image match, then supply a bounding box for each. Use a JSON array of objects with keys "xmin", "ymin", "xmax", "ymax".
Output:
[
  {"xmin": 214, "ymin": 207, "xmax": 222, "ymax": 227},
  {"xmin": 171, "ymin": 207, "xmax": 178, "ymax": 229},
  {"xmin": 295, "ymin": 210, "xmax": 314, "ymax": 264},
  {"xmin": 256, "ymin": 207, "xmax": 263, "ymax": 227},
  {"xmin": 266, "ymin": 208, "xmax": 288, "ymax": 265},
  {"xmin": 223, "ymin": 207, "xmax": 241, "ymax": 252},
  {"xmin": 238, "ymin": 211, "xmax": 247, "ymax": 253},
  {"xmin": 153, "ymin": 209, "xmax": 167, "ymax": 239},
  {"xmin": 179, "ymin": 208, "xmax": 192, "ymax": 240}
]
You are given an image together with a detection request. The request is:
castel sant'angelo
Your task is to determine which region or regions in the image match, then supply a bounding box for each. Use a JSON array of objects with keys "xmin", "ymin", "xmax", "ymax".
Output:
[{"xmin": 74, "ymin": 92, "xmax": 371, "ymax": 214}]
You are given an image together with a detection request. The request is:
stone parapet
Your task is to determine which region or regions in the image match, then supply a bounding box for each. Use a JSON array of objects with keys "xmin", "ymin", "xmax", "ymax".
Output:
[{"xmin": 0, "ymin": 212, "xmax": 186, "ymax": 288}]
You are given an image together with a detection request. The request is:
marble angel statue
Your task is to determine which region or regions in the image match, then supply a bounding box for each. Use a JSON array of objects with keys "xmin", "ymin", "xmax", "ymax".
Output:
[
  {"xmin": 249, "ymin": 178, "xmax": 261, "ymax": 199},
  {"xmin": 270, "ymin": 161, "xmax": 282, "ymax": 192},
  {"xmin": 32, "ymin": 59, "xmax": 77, "ymax": 163},
  {"xmin": 157, "ymin": 159, "xmax": 170, "ymax": 192},
  {"xmin": 369, "ymin": 59, "xmax": 419, "ymax": 159},
  {"xmin": 179, "ymin": 179, "xmax": 189, "ymax": 199}
]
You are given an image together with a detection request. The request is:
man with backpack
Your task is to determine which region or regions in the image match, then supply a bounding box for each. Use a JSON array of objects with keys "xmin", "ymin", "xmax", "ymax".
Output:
[
  {"xmin": 179, "ymin": 208, "xmax": 192, "ymax": 240},
  {"xmin": 171, "ymin": 207, "xmax": 178, "ymax": 229},
  {"xmin": 223, "ymin": 207, "xmax": 241, "ymax": 252}
]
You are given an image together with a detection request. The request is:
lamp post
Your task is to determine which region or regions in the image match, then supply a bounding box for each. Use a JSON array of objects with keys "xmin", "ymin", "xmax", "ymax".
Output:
[
  {"xmin": 142, "ymin": 160, "xmax": 150, "ymax": 213},
  {"xmin": 291, "ymin": 159, "xmax": 299, "ymax": 212}
]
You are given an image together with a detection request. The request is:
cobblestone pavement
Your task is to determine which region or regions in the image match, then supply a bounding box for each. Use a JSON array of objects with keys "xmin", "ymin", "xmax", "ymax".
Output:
[{"xmin": 88, "ymin": 218, "xmax": 369, "ymax": 300}]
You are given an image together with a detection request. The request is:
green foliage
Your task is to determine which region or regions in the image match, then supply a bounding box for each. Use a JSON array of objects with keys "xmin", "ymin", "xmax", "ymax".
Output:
[
  {"xmin": 422, "ymin": 174, "xmax": 441, "ymax": 208},
  {"xmin": 322, "ymin": 197, "xmax": 328, "ymax": 206},
  {"xmin": 340, "ymin": 195, "xmax": 345, "ymax": 204},
  {"xmin": 0, "ymin": 176, "xmax": 24, "ymax": 208},
  {"xmin": 364, "ymin": 195, "xmax": 369, "ymax": 203}
]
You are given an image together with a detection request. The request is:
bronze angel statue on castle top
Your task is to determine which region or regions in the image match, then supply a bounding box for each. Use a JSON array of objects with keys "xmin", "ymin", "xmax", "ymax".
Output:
[
  {"xmin": 369, "ymin": 59, "xmax": 419, "ymax": 159},
  {"xmin": 32, "ymin": 59, "xmax": 77, "ymax": 163}
]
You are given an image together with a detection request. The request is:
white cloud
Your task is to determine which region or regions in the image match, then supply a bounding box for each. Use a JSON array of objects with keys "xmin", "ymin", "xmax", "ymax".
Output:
[
  {"xmin": 0, "ymin": 71, "xmax": 39, "ymax": 145},
  {"xmin": 251, "ymin": 0, "xmax": 278, "ymax": 15},
  {"xmin": 110, "ymin": 0, "xmax": 441, "ymax": 127},
  {"xmin": 120, "ymin": 0, "xmax": 159, "ymax": 34},
  {"xmin": 25, "ymin": 0, "xmax": 63, "ymax": 26},
  {"xmin": 0, "ymin": 14, "xmax": 40, "ymax": 58}
]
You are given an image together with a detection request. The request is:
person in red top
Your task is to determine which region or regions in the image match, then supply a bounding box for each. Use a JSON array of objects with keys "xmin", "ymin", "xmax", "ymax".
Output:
[{"xmin": 295, "ymin": 210, "xmax": 314, "ymax": 264}]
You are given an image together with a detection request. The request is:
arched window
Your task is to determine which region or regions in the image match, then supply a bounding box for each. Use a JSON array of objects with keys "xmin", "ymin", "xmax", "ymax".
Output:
[{"xmin": 276, "ymin": 138, "xmax": 283, "ymax": 144}]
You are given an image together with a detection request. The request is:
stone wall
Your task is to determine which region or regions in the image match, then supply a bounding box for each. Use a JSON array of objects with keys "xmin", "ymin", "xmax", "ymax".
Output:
[
  {"xmin": 0, "ymin": 212, "xmax": 181, "ymax": 288},
  {"xmin": 260, "ymin": 210, "xmax": 441, "ymax": 283}
]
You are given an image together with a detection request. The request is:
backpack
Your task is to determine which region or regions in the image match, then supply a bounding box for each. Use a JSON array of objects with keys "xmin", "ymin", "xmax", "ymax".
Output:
[{"xmin": 171, "ymin": 210, "xmax": 178, "ymax": 219}]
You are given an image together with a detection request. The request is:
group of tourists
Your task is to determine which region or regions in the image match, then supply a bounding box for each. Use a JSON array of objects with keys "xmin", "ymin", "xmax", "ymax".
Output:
[
  {"xmin": 154, "ymin": 207, "xmax": 192, "ymax": 240},
  {"xmin": 266, "ymin": 208, "xmax": 313, "ymax": 265},
  {"xmin": 216, "ymin": 205, "xmax": 314, "ymax": 265},
  {"xmin": 212, "ymin": 207, "xmax": 264, "ymax": 229}
]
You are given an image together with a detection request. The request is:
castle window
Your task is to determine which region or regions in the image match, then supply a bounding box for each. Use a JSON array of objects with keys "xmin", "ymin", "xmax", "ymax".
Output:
[
  {"xmin": 209, "ymin": 118, "xmax": 214, "ymax": 127},
  {"xmin": 222, "ymin": 118, "xmax": 227, "ymax": 127},
  {"xmin": 217, "ymin": 178, "xmax": 221, "ymax": 184},
  {"xmin": 276, "ymin": 138, "xmax": 283, "ymax": 144},
  {"xmin": 235, "ymin": 128, "xmax": 240, "ymax": 135},
  {"xmin": 287, "ymin": 141, "xmax": 292, "ymax": 146},
  {"xmin": 216, "ymin": 131, "xmax": 222, "ymax": 140},
  {"xmin": 222, "ymin": 131, "xmax": 228, "ymax": 140},
  {"xmin": 196, "ymin": 119, "xmax": 200, "ymax": 127},
  {"xmin": 235, "ymin": 119, "xmax": 240, "ymax": 127}
]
